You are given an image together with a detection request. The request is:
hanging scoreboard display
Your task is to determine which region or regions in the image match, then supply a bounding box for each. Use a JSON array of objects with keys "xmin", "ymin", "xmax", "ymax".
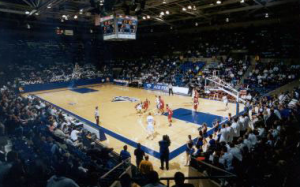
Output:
[{"xmin": 100, "ymin": 15, "xmax": 138, "ymax": 41}]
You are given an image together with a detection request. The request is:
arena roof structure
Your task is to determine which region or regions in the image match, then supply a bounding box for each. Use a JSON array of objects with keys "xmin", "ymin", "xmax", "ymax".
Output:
[{"xmin": 0, "ymin": 0, "xmax": 298, "ymax": 30}]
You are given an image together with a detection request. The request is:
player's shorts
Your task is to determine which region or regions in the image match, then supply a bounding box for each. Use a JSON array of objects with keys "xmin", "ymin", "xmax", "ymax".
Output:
[
  {"xmin": 147, "ymin": 124, "xmax": 154, "ymax": 133},
  {"xmin": 168, "ymin": 115, "xmax": 172, "ymax": 121}
]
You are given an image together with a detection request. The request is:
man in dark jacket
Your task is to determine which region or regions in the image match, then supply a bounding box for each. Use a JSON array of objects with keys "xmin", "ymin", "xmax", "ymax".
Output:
[{"xmin": 159, "ymin": 135, "xmax": 171, "ymax": 170}]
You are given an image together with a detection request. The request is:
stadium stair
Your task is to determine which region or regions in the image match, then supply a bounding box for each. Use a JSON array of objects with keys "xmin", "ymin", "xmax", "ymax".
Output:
[
  {"xmin": 238, "ymin": 56, "xmax": 256, "ymax": 89},
  {"xmin": 266, "ymin": 78, "xmax": 300, "ymax": 96}
]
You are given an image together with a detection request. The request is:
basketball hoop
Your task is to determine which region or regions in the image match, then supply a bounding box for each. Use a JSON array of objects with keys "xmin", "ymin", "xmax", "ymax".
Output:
[{"xmin": 204, "ymin": 75, "xmax": 246, "ymax": 115}]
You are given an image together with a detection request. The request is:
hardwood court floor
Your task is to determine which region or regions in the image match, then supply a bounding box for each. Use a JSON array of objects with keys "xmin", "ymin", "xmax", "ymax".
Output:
[{"xmin": 27, "ymin": 84, "xmax": 241, "ymax": 178}]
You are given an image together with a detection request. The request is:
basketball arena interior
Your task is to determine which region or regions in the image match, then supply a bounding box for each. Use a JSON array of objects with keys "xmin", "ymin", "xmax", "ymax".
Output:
[{"xmin": 0, "ymin": 0, "xmax": 299, "ymax": 187}]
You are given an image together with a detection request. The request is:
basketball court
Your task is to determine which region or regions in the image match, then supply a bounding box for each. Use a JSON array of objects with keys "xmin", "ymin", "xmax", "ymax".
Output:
[{"xmin": 24, "ymin": 84, "xmax": 243, "ymax": 177}]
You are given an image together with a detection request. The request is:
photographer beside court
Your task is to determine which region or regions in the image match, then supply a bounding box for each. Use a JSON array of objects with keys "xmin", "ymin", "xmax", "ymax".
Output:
[{"xmin": 159, "ymin": 135, "xmax": 171, "ymax": 170}]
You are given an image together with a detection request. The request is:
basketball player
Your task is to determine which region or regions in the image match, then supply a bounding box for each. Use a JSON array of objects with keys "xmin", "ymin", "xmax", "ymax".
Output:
[
  {"xmin": 135, "ymin": 102, "xmax": 143, "ymax": 114},
  {"xmin": 193, "ymin": 96, "xmax": 199, "ymax": 111},
  {"xmin": 95, "ymin": 106, "xmax": 100, "ymax": 125},
  {"xmin": 143, "ymin": 99, "xmax": 150, "ymax": 113},
  {"xmin": 155, "ymin": 95, "xmax": 160, "ymax": 114},
  {"xmin": 194, "ymin": 89, "xmax": 199, "ymax": 99},
  {"xmin": 159, "ymin": 96, "xmax": 165, "ymax": 114},
  {"xmin": 166, "ymin": 104, "xmax": 173, "ymax": 127},
  {"xmin": 146, "ymin": 112, "xmax": 156, "ymax": 140},
  {"xmin": 222, "ymin": 95, "xmax": 229, "ymax": 110}
]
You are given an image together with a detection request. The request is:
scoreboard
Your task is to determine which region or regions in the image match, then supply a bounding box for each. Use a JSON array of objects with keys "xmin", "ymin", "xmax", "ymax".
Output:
[{"xmin": 100, "ymin": 15, "xmax": 137, "ymax": 41}]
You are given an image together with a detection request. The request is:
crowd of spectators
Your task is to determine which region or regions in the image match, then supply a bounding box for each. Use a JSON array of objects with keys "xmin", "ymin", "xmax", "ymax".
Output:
[
  {"xmin": 13, "ymin": 62, "xmax": 109, "ymax": 86},
  {"xmin": 244, "ymin": 61, "xmax": 300, "ymax": 94},
  {"xmin": 0, "ymin": 84, "xmax": 121, "ymax": 187},
  {"xmin": 201, "ymin": 56, "xmax": 250, "ymax": 87},
  {"xmin": 186, "ymin": 87, "xmax": 300, "ymax": 186}
]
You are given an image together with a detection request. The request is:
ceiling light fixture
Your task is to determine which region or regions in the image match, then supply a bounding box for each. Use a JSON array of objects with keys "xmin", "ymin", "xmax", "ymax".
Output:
[
  {"xmin": 165, "ymin": 10, "xmax": 170, "ymax": 15},
  {"xmin": 188, "ymin": 5, "xmax": 192, "ymax": 9},
  {"xmin": 147, "ymin": 15, "xmax": 150, "ymax": 19},
  {"xmin": 265, "ymin": 13, "xmax": 269, "ymax": 18},
  {"xmin": 182, "ymin": 7, "xmax": 187, "ymax": 11},
  {"xmin": 216, "ymin": 0, "xmax": 221, "ymax": 4}
]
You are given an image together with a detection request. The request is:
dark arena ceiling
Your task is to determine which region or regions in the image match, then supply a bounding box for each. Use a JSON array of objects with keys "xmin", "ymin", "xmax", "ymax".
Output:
[{"xmin": 0, "ymin": 0, "xmax": 299, "ymax": 31}]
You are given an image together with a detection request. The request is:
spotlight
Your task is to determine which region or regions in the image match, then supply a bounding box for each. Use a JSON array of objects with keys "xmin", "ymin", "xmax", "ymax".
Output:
[
  {"xmin": 195, "ymin": 22, "xmax": 198, "ymax": 26},
  {"xmin": 165, "ymin": 10, "xmax": 169, "ymax": 15},
  {"xmin": 47, "ymin": 4, "xmax": 52, "ymax": 9},
  {"xmin": 188, "ymin": 5, "xmax": 192, "ymax": 9},
  {"xmin": 162, "ymin": 0, "xmax": 167, "ymax": 4},
  {"xmin": 182, "ymin": 7, "xmax": 187, "ymax": 11},
  {"xmin": 35, "ymin": 12, "xmax": 39, "ymax": 16},
  {"xmin": 25, "ymin": 11, "xmax": 30, "ymax": 15},
  {"xmin": 216, "ymin": 0, "xmax": 221, "ymax": 4},
  {"xmin": 99, "ymin": 0, "xmax": 104, "ymax": 6},
  {"xmin": 79, "ymin": 9, "xmax": 83, "ymax": 14},
  {"xmin": 265, "ymin": 13, "xmax": 269, "ymax": 18},
  {"xmin": 74, "ymin": 15, "xmax": 78, "ymax": 19},
  {"xmin": 142, "ymin": 16, "xmax": 146, "ymax": 19},
  {"xmin": 160, "ymin": 12, "xmax": 165, "ymax": 16},
  {"xmin": 226, "ymin": 18, "xmax": 229, "ymax": 22},
  {"xmin": 240, "ymin": 0, "xmax": 245, "ymax": 3},
  {"xmin": 147, "ymin": 15, "xmax": 150, "ymax": 19}
]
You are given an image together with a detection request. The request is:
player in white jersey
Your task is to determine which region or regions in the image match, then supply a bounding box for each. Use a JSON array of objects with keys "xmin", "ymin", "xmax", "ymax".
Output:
[
  {"xmin": 155, "ymin": 95, "xmax": 160, "ymax": 114},
  {"xmin": 222, "ymin": 95, "xmax": 229, "ymax": 110},
  {"xmin": 146, "ymin": 112, "xmax": 156, "ymax": 140},
  {"xmin": 135, "ymin": 102, "xmax": 143, "ymax": 115}
]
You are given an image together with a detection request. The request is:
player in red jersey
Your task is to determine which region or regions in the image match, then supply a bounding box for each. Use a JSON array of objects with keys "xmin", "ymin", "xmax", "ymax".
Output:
[
  {"xmin": 143, "ymin": 99, "xmax": 150, "ymax": 113},
  {"xmin": 159, "ymin": 96, "xmax": 165, "ymax": 114},
  {"xmin": 193, "ymin": 89, "xmax": 199, "ymax": 99},
  {"xmin": 193, "ymin": 96, "xmax": 199, "ymax": 111},
  {"xmin": 166, "ymin": 104, "xmax": 173, "ymax": 127}
]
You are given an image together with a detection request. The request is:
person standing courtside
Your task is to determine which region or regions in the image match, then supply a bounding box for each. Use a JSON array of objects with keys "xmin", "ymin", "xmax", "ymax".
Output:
[
  {"xmin": 134, "ymin": 143, "xmax": 145, "ymax": 169},
  {"xmin": 95, "ymin": 106, "xmax": 100, "ymax": 125},
  {"xmin": 168, "ymin": 83, "xmax": 174, "ymax": 96},
  {"xmin": 159, "ymin": 135, "xmax": 171, "ymax": 170}
]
